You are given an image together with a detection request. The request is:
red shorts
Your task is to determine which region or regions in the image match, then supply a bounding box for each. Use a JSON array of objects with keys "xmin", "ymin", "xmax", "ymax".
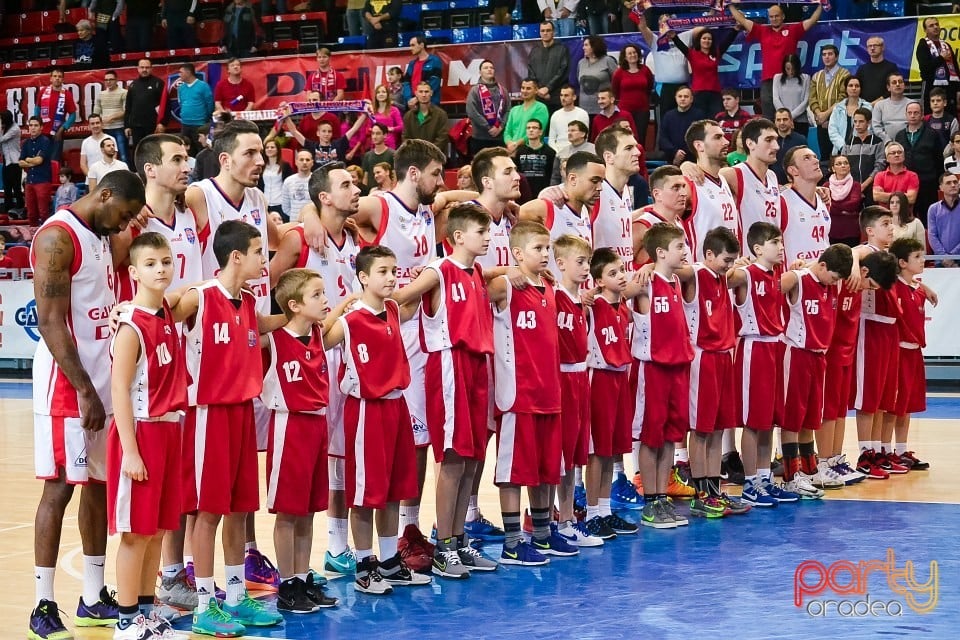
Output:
[
  {"xmin": 735, "ymin": 338, "xmax": 784, "ymax": 430},
  {"xmin": 782, "ymin": 346, "xmax": 826, "ymax": 433},
  {"xmin": 266, "ymin": 411, "xmax": 329, "ymax": 516},
  {"xmin": 589, "ymin": 367, "xmax": 633, "ymax": 457},
  {"xmin": 344, "ymin": 395, "xmax": 418, "ymax": 509},
  {"xmin": 852, "ymin": 319, "xmax": 899, "ymax": 413},
  {"xmin": 182, "ymin": 403, "xmax": 260, "ymax": 516},
  {"xmin": 107, "ymin": 417, "xmax": 182, "ymax": 535},
  {"xmin": 689, "ymin": 349, "xmax": 736, "ymax": 434},
  {"xmin": 894, "ymin": 347, "xmax": 926, "ymax": 417},
  {"xmin": 636, "ymin": 361, "xmax": 690, "ymax": 449},
  {"xmin": 822, "ymin": 347, "xmax": 853, "ymax": 422},
  {"xmin": 426, "ymin": 348, "xmax": 490, "ymax": 463},
  {"xmin": 494, "ymin": 412, "xmax": 562, "ymax": 487},
  {"xmin": 560, "ymin": 369, "xmax": 590, "ymax": 469}
]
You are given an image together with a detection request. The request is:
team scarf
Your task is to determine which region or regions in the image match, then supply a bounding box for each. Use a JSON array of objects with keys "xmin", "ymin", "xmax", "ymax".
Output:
[
  {"xmin": 233, "ymin": 100, "xmax": 370, "ymax": 124},
  {"xmin": 635, "ymin": 0, "xmax": 831, "ymax": 32},
  {"xmin": 38, "ymin": 86, "xmax": 68, "ymax": 132},
  {"xmin": 478, "ymin": 82, "xmax": 506, "ymax": 127},
  {"xmin": 925, "ymin": 38, "xmax": 960, "ymax": 84}
]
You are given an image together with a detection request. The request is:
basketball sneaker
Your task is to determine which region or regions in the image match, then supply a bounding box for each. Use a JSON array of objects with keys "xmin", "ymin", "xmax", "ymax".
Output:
[
  {"xmin": 584, "ymin": 515, "xmax": 617, "ymax": 540},
  {"xmin": 432, "ymin": 540, "xmax": 470, "ymax": 579},
  {"xmin": 221, "ymin": 592, "xmax": 282, "ymax": 626},
  {"xmin": 324, "ymin": 547, "xmax": 358, "ymax": 576},
  {"xmin": 786, "ymin": 472, "xmax": 825, "ymax": 499},
  {"xmin": 573, "ymin": 484, "xmax": 587, "ymax": 511},
  {"xmin": 500, "ymin": 541, "xmax": 550, "ymax": 566},
  {"xmin": 277, "ymin": 577, "xmax": 320, "ymax": 614},
  {"xmin": 157, "ymin": 569, "xmax": 198, "ymax": 611},
  {"xmin": 531, "ymin": 527, "xmax": 579, "ymax": 557},
  {"xmin": 661, "ymin": 497, "xmax": 688, "ymax": 526},
  {"xmin": 354, "ymin": 556, "xmax": 393, "ymax": 594},
  {"xmin": 828, "ymin": 454, "xmax": 865, "ymax": 484},
  {"xmin": 632, "ymin": 472, "xmax": 644, "ymax": 495},
  {"xmin": 856, "ymin": 449, "xmax": 889, "ymax": 479},
  {"xmin": 740, "ymin": 478, "xmax": 778, "ymax": 507},
  {"xmin": 191, "ymin": 598, "xmax": 245, "ymax": 638},
  {"xmin": 667, "ymin": 465, "xmax": 696, "ymax": 499},
  {"xmin": 640, "ymin": 499, "xmax": 676, "ymax": 529},
  {"xmin": 813, "ymin": 460, "xmax": 845, "ymax": 490},
  {"xmin": 379, "ymin": 553, "xmax": 432, "ymax": 585},
  {"xmin": 243, "ymin": 548, "xmax": 280, "ymax": 592},
  {"xmin": 398, "ymin": 524, "xmax": 435, "ymax": 573},
  {"xmin": 879, "ymin": 450, "xmax": 910, "ymax": 474},
  {"xmin": 771, "ymin": 454, "xmax": 784, "ymax": 478},
  {"xmin": 690, "ymin": 492, "xmax": 727, "ymax": 518},
  {"xmin": 603, "ymin": 513, "xmax": 639, "ymax": 534},
  {"xmin": 464, "ymin": 513, "xmax": 506, "ymax": 541},
  {"xmin": 558, "ymin": 520, "xmax": 604, "ymax": 547},
  {"xmin": 146, "ymin": 609, "xmax": 190, "ymax": 639},
  {"xmin": 764, "ymin": 478, "xmax": 800, "ymax": 503},
  {"xmin": 76, "ymin": 586, "xmax": 119, "ymax": 627},
  {"xmin": 900, "ymin": 451, "xmax": 930, "ymax": 470},
  {"xmin": 610, "ymin": 472, "xmax": 644, "ymax": 509},
  {"xmin": 28, "ymin": 599, "xmax": 72, "ymax": 640},
  {"xmin": 303, "ymin": 572, "xmax": 338, "ymax": 608},
  {"xmin": 720, "ymin": 451, "xmax": 746, "ymax": 485},
  {"xmin": 112, "ymin": 614, "xmax": 156, "ymax": 640},
  {"xmin": 457, "ymin": 535, "xmax": 499, "ymax": 571},
  {"xmin": 718, "ymin": 492, "xmax": 752, "ymax": 515}
]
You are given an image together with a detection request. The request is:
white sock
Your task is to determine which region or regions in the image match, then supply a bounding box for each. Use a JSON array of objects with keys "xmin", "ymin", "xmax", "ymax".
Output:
[
  {"xmin": 327, "ymin": 517, "xmax": 349, "ymax": 556},
  {"xmin": 722, "ymin": 429, "xmax": 737, "ymax": 456},
  {"xmin": 162, "ymin": 563, "xmax": 184, "ymax": 579},
  {"xmin": 873, "ymin": 441, "xmax": 883, "ymax": 453},
  {"xmin": 896, "ymin": 442, "xmax": 907, "ymax": 456},
  {"xmin": 379, "ymin": 535, "xmax": 398, "ymax": 559},
  {"xmin": 35, "ymin": 566, "xmax": 55, "ymax": 603},
  {"xmin": 399, "ymin": 505, "xmax": 420, "ymax": 530},
  {"xmin": 632, "ymin": 441, "xmax": 641, "ymax": 474},
  {"xmin": 586, "ymin": 504, "xmax": 600, "ymax": 521},
  {"xmin": 225, "ymin": 564, "xmax": 245, "ymax": 605},
  {"xmin": 674, "ymin": 448, "xmax": 689, "ymax": 464},
  {"xmin": 82, "ymin": 555, "xmax": 105, "ymax": 606},
  {"xmin": 745, "ymin": 474, "xmax": 758, "ymax": 486},
  {"xmin": 598, "ymin": 498, "xmax": 612, "ymax": 517},
  {"xmin": 356, "ymin": 548, "xmax": 373, "ymax": 561},
  {"xmin": 295, "ymin": 573, "xmax": 308, "ymax": 581},
  {"xmin": 757, "ymin": 468, "xmax": 771, "ymax": 482},
  {"xmin": 244, "ymin": 541, "xmax": 257, "ymax": 553},
  {"xmin": 858, "ymin": 441, "xmax": 871, "ymax": 453},
  {"xmin": 195, "ymin": 577, "xmax": 215, "ymax": 610},
  {"xmin": 184, "ymin": 555, "xmax": 194, "ymax": 566},
  {"xmin": 466, "ymin": 495, "xmax": 479, "ymax": 522},
  {"xmin": 559, "ymin": 519, "xmax": 575, "ymax": 534},
  {"xmin": 613, "ymin": 460, "xmax": 624, "ymax": 475},
  {"xmin": 574, "ymin": 466, "xmax": 583, "ymax": 487}
]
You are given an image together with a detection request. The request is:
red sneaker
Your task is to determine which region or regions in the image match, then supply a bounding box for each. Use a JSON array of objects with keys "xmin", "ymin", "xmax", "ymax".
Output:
[
  {"xmin": 878, "ymin": 449, "xmax": 909, "ymax": 475},
  {"xmin": 856, "ymin": 450, "xmax": 889, "ymax": 480}
]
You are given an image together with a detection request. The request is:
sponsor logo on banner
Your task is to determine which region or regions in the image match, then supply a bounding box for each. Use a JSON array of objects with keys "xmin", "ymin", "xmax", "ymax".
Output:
[{"xmin": 15, "ymin": 298, "xmax": 41, "ymax": 342}]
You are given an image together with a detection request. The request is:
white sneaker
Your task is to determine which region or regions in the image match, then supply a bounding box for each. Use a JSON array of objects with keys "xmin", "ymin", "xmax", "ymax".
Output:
[
  {"xmin": 113, "ymin": 615, "xmax": 153, "ymax": 640},
  {"xmin": 829, "ymin": 454, "xmax": 866, "ymax": 484},
  {"xmin": 559, "ymin": 520, "xmax": 604, "ymax": 547},
  {"xmin": 787, "ymin": 472, "xmax": 825, "ymax": 499},
  {"xmin": 813, "ymin": 461, "xmax": 845, "ymax": 489},
  {"xmin": 147, "ymin": 610, "xmax": 190, "ymax": 639}
]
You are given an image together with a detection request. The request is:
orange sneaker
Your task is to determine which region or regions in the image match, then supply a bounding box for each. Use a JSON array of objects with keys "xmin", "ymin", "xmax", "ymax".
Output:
[
  {"xmin": 667, "ymin": 466, "xmax": 696, "ymax": 499},
  {"xmin": 632, "ymin": 472, "xmax": 644, "ymax": 495}
]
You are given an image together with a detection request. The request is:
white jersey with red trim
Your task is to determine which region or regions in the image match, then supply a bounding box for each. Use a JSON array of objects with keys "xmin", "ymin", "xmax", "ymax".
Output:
[
  {"xmin": 32, "ymin": 208, "xmax": 118, "ymax": 416},
  {"xmin": 293, "ymin": 225, "xmax": 360, "ymax": 309},
  {"xmin": 544, "ymin": 199, "xmax": 592, "ymax": 282},
  {"xmin": 476, "ymin": 206, "xmax": 514, "ymax": 270},
  {"xmin": 733, "ymin": 162, "xmax": 781, "ymax": 236},
  {"xmin": 368, "ymin": 192, "xmax": 436, "ymax": 288},
  {"xmin": 780, "ymin": 188, "xmax": 831, "ymax": 264},
  {"xmin": 591, "ymin": 179, "xmax": 635, "ymax": 272},
  {"xmin": 635, "ymin": 206, "xmax": 691, "ymax": 266},
  {"xmin": 684, "ymin": 174, "xmax": 740, "ymax": 261},
  {"xmin": 144, "ymin": 205, "xmax": 203, "ymax": 290},
  {"xmin": 195, "ymin": 178, "xmax": 271, "ymax": 314}
]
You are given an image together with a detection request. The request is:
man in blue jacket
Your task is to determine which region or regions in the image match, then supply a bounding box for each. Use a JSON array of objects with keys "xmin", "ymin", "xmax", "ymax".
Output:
[
  {"xmin": 176, "ymin": 64, "xmax": 215, "ymax": 156},
  {"xmin": 402, "ymin": 35, "xmax": 443, "ymax": 110}
]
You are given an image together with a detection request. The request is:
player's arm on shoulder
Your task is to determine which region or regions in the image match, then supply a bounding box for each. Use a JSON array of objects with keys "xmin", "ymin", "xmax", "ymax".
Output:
[
  {"xmin": 719, "ymin": 166, "xmax": 738, "ymax": 196},
  {"xmin": 432, "ymin": 189, "xmax": 480, "ymax": 213},
  {"xmin": 265, "ymin": 209, "xmax": 282, "ymax": 251},
  {"xmin": 393, "ymin": 266, "xmax": 439, "ymax": 307},
  {"xmin": 633, "ymin": 222, "xmax": 651, "ymax": 265},
  {"xmin": 487, "ymin": 275, "xmax": 511, "ymax": 309},
  {"xmin": 322, "ymin": 294, "xmax": 359, "ymax": 334},
  {"xmin": 518, "ymin": 197, "xmax": 547, "ymax": 223},
  {"xmin": 185, "ymin": 184, "xmax": 209, "ymax": 232},
  {"xmin": 322, "ymin": 315, "xmax": 346, "ymax": 349},
  {"xmin": 169, "ymin": 286, "xmax": 201, "ymax": 324},
  {"xmin": 257, "ymin": 312, "xmax": 288, "ymax": 335},
  {"xmin": 919, "ymin": 281, "xmax": 938, "ymax": 306},
  {"xmin": 110, "ymin": 324, "xmax": 147, "ymax": 481},
  {"xmin": 269, "ymin": 228, "xmax": 303, "ymax": 287},
  {"xmin": 780, "ymin": 269, "xmax": 800, "ymax": 300}
]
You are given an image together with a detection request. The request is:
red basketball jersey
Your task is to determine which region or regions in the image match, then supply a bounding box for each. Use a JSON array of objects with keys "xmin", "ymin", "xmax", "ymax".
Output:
[
  {"xmin": 735, "ymin": 263, "xmax": 784, "ymax": 338},
  {"xmin": 586, "ymin": 296, "xmax": 632, "ymax": 370},
  {"xmin": 184, "ymin": 281, "xmax": 262, "ymax": 405},
  {"xmin": 113, "ymin": 303, "xmax": 188, "ymax": 418},
  {"xmin": 894, "ymin": 278, "xmax": 926, "ymax": 348},
  {"xmin": 556, "ymin": 286, "xmax": 588, "ymax": 365},
  {"xmin": 684, "ymin": 264, "xmax": 735, "ymax": 351},
  {"xmin": 339, "ymin": 299, "xmax": 411, "ymax": 399},
  {"xmin": 632, "ymin": 272, "xmax": 695, "ymax": 364},
  {"xmin": 492, "ymin": 278, "xmax": 561, "ymax": 413},
  {"xmin": 861, "ymin": 245, "xmax": 901, "ymax": 322},
  {"xmin": 262, "ymin": 325, "xmax": 329, "ymax": 413},
  {"xmin": 420, "ymin": 257, "xmax": 494, "ymax": 355},
  {"xmin": 830, "ymin": 282, "xmax": 862, "ymax": 363},
  {"xmin": 783, "ymin": 269, "xmax": 838, "ymax": 352}
]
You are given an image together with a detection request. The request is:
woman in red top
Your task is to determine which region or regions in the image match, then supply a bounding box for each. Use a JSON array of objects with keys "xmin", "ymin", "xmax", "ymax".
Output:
[
  {"xmin": 673, "ymin": 27, "xmax": 740, "ymax": 119},
  {"xmin": 611, "ymin": 44, "xmax": 655, "ymax": 149}
]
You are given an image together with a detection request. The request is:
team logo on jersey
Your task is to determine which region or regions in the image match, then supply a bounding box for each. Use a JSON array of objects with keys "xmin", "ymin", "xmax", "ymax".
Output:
[
  {"xmin": 411, "ymin": 416, "xmax": 428, "ymax": 434},
  {"xmin": 248, "ymin": 209, "xmax": 262, "ymax": 224},
  {"xmin": 349, "ymin": 254, "xmax": 357, "ymax": 270},
  {"xmin": 248, "ymin": 330, "xmax": 257, "ymax": 347},
  {"xmin": 75, "ymin": 447, "xmax": 87, "ymax": 467},
  {"xmin": 16, "ymin": 299, "xmax": 42, "ymax": 342},
  {"xmin": 386, "ymin": 325, "xmax": 393, "ymax": 336},
  {"xmin": 185, "ymin": 228, "xmax": 197, "ymax": 244},
  {"xmin": 305, "ymin": 350, "xmax": 311, "ymax": 361}
]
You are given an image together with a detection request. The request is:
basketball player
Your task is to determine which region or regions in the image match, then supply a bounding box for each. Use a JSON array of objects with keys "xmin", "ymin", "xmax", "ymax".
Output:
[
  {"xmin": 634, "ymin": 165, "xmax": 689, "ymax": 265},
  {"xmin": 722, "ymin": 118, "xmax": 782, "ymax": 234},
  {"xmin": 466, "ymin": 147, "xmax": 521, "ymax": 269},
  {"xmin": 780, "ymin": 146, "xmax": 831, "ymax": 265},
  {"xmin": 683, "ymin": 120, "xmax": 740, "ymax": 261},
  {"xmin": 593, "ymin": 126, "xmax": 643, "ymax": 274}
]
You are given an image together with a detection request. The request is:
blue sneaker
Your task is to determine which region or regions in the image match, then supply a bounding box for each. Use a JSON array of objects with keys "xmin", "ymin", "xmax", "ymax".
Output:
[
  {"xmin": 610, "ymin": 472, "xmax": 644, "ymax": 510},
  {"xmin": 222, "ymin": 592, "xmax": 283, "ymax": 626},
  {"xmin": 464, "ymin": 515, "xmax": 506, "ymax": 541},
  {"xmin": 324, "ymin": 548, "xmax": 357, "ymax": 576},
  {"xmin": 500, "ymin": 541, "xmax": 550, "ymax": 566},
  {"xmin": 740, "ymin": 479, "xmax": 778, "ymax": 507},
  {"xmin": 763, "ymin": 478, "xmax": 800, "ymax": 503},
  {"xmin": 75, "ymin": 587, "xmax": 119, "ymax": 627},
  {"xmin": 531, "ymin": 524, "xmax": 579, "ymax": 556},
  {"xmin": 573, "ymin": 484, "xmax": 587, "ymax": 511},
  {"xmin": 28, "ymin": 599, "xmax": 72, "ymax": 640}
]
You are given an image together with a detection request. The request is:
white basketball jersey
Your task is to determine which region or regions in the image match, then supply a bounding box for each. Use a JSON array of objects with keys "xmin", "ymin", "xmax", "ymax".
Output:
[
  {"xmin": 296, "ymin": 224, "xmax": 360, "ymax": 309},
  {"xmin": 780, "ymin": 188, "xmax": 831, "ymax": 264},
  {"xmin": 195, "ymin": 178, "xmax": 271, "ymax": 314},
  {"xmin": 733, "ymin": 163, "xmax": 781, "ymax": 239},
  {"xmin": 32, "ymin": 208, "xmax": 117, "ymax": 416},
  {"xmin": 544, "ymin": 199, "xmax": 592, "ymax": 280},
  {"xmin": 684, "ymin": 174, "xmax": 741, "ymax": 261},
  {"xmin": 371, "ymin": 192, "xmax": 437, "ymax": 288},
  {"xmin": 591, "ymin": 179, "xmax": 635, "ymax": 272},
  {"xmin": 144, "ymin": 205, "xmax": 203, "ymax": 291},
  {"xmin": 476, "ymin": 208, "xmax": 514, "ymax": 270}
]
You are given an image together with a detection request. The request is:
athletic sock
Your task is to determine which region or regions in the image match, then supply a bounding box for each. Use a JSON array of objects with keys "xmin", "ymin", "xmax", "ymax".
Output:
[
  {"xmin": 184, "ymin": 555, "xmax": 194, "ymax": 566},
  {"xmin": 693, "ymin": 477, "xmax": 707, "ymax": 494},
  {"xmin": 466, "ymin": 495, "xmax": 479, "ymax": 523},
  {"xmin": 379, "ymin": 535, "xmax": 398, "ymax": 560},
  {"xmin": 721, "ymin": 430, "xmax": 736, "ymax": 456},
  {"xmin": 674, "ymin": 447, "xmax": 689, "ymax": 464},
  {"xmin": 644, "ymin": 493, "xmax": 656, "ymax": 503},
  {"xmin": 757, "ymin": 468, "xmax": 772, "ymax": 482},
  {"xmin": 858, "ymin": 440, "xmax": 871, "ymax": 453},
  {"xmin": 799, "ymin": 442, "xmax": 817, "ymax": 474},
  {"xmin": 196, "ymin": 578, "xmax": 215, "ymax": 611},
  {"xmin": 244, "ymin": 541, "xmax": 257, "ymax": 553},
  {"xmin": 355, "ymin": 548, "xmax": 373, "ymax": 562},
  {"xmin": 586, "ymin": 504, "xmax": 600, "ymax": 521},
  {"xmin": 137, "ymin": 595, "xmax": 155, "ymax": 617},
  {"xmin": 708, "ymin": 477, "xmax": 722, "ymax": 497},
  {"xmin": 502, "ymin": 511, "xmax": 522, "ymax": 549},
  {"xmin": 574, "ymin": 465, "xmax": 583, "ymax": 487},
  {"xmin": 531, "ymin": 508, "xmax": 551, "ymax": 541},
  {"xmin": 782, "ymin": 443, "xmax": 800, "ymax": 480},
  {"xmin": 225, "ymin": 564, "xmax": 245, "ymax": 606},
  {"xmin": 872, "ymin": 441, "xmax": 882, "ymax": 453},
  {"xmin": 613, "ymin": 460, "xmax": 625, "ymax": 476},
  {"xmin": 35, "ymin": 566, "xmax": 55, "ymax": 604},
  {"xmin": 896, "ymin": 442, "xmax": 908, "ymax": 456},
  {"xmin": 745, "ymin": 474, "xmax": 758, "ymax": 486},
  {"xmin": 82, "ymin": 555, "xmax": 106, "ymax": 607},
  {"xmin": 598, "ymin": 498, "xmax": 612, "ymax": 517},
  {"xmin": 327, "ymin": 517, "xmax": 349, "ymax": 556},
  {"xmin": 161, "ymin": 563, "xmax": 184, "ymax": 579},
  {"xmin": 399, "ymin": 505, "xmax": 420, "ymax": 530},
  {"xmin": 632, "ymin": 440, "xmax": 641, "ymax": 474},
  {"xmin": 118, "ymin": 603, "xmax": 139, "ymax": 628}
]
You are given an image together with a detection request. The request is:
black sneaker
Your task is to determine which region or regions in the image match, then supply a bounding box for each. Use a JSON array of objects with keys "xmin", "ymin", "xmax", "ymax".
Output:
[
  {"xmin": 584, "ymin": 515, "xmax": 617, "ymax": 540},
  {"xmin": 380, "ymin": 553, "xmax": 431, "ymax": 586},
  {"xmin": 355, "ymin": 556, "xmax": 392, "ymax": 595},
  {"xmin": 721, "ymin": 451, "xmax": 746, "ymax": 485},
  {"xmin": 603, "ymin": 513, "xmax": 638, "ymax": 535},
  {"xmin": 304, "ymin": 572, "xmax": 339, "ymax": 608},
  {"xmin": 29, "ymin": 599, "xmax": 70, "ymax": 640},
  {"xmin": 277, "ymin": 577, "xmax": 319, "ymax": 614}
]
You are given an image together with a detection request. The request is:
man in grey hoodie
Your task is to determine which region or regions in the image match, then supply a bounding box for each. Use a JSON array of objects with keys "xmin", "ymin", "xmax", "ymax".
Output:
[
  {"xmin": 527, "ymin": 21, "xmax": 570, "ymax": 112},
  {"xmin": 466, "ymin": 60, "xmax": 510, "ymax": 156}
]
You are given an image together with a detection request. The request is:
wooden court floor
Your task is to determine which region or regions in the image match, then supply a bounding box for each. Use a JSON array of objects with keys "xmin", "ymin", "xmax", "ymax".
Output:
[{"xmin": 1, "ymin": 391, "xmax": 958, "ymax": 636}]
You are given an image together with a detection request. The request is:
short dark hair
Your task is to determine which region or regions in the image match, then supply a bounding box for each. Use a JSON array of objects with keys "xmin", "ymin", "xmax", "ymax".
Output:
[
  {"xmin": 685, "ymin": 119, "xmax": 719, "ymax": 157},
  {"xmin": 819, "ymin": 243, "xmax": 853, "ymax": 279},
  {"xmin": 742, "ymin": 118, "xmax": 776, "ymax": 146},
  {"xmin": 822, "ymin": 44, "xmax": 839, "ymax": 56},
  {"xmin": 471, "ymin": 147, "xmax": 511, "ymax": 194},
  {"xmin": 212, "ymin": 119, "xmax": 261, "ymax": 158},
  {"xmin": 702, "ymin": 226, "xmax": 740, "ymax": 257},
  {"xmin": 775, "ymin": 108, "xmax": 793, "ymax": 119},
  {"xmin": 370, "ymin": 122, "xmax": 389, "ymax": 136},
  {"xmin": 860, "ymin": 250, "xmax": 898, "ymax": 289},
  {"xmin": 643, "ymin": 223, "xmax": 686, "ymax": 263},
  {"xmin": 95, "ymin": 170, "xmax": 146, "ymax": 204},
  {"xmin": 595, "ymin": 125, "xmax": 634, "ymax": 161},
  {"xmin": 356, "ymin": 245, "xmax": 396, "ymax": 278},
  {"xmin": 930, "ymin": 87, "xmax": 948, "ymax": 100},
  {"xmin": 308, "ymin": 161, "xmax": 347, "ymax": 205},
  {"xmin": 721, "ymin": 88, "xmax": 739, "ymax": 99},
  {"xmin": 585, "ymin": 35, "xmax": 607, "ymax": 58},
  {"xmin": 129, "ymin": 230, "xmax": 171, "ymax": 265},
  {"xmin": 853, "ymin": 107, "xmax": 872, "ymax": 122},
  {"xmin": 213, "ymin": 220, "xmax": 261, "ymax": 268},
  {"xmin": 180, "ymin": 63, "xmax": 196, "ymax": 75},
  {"xmin": 746, "ymin": 221, "xmax": 782, "ymax": 257},
  {"xmin": 589, "ymin": 246, "xmax": 621, "ymax": 281},
  {"xmin": 568, "ymin": 120, "xmax": 588, "ymax": 135},
  {"xmin": 521, "ymin": 77, "xmax": 539, "ymax": 88},
  {"xmin": 844, "ymin": 75, "xmax": 860, "ymax": 91},
  {"xmin": 134, "ymin": 133, "xmax": 187, "ymax": 181},
  {"xmin": 28, "ymin": 115, "xmax": 42, "ymax": 126},
  {"xmin": 650, "ymin": 164, "xmax": 683, "ymax": 191},
  {"xmin": 860, "ymin": 205, "xmax": 893, "ymax": 234},
  {"xmin": 565, "ymin": 151, "xmax": 603, "ymax": 175},
  {"xmin": 59, "ymin": 165, "xmax": 73, "ymax": 178},
  {"xmin": 88, "ymin": 113, "xmax": 102, "ymax": 121},
  {"xmin": 446, "ymin": 202, "xmax": 491, "ymax": 241},
  {"xmin": 395, "ymin": 139, "xmax": 446, "ymax": 182},
  {"xmin": 889, "ymin": 236, "xmax": 925, "ymax": 265}
]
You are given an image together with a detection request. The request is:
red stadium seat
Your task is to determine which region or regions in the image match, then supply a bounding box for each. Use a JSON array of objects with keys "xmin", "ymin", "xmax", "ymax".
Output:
[
  {"xmin": 280, "ymin": 147, "xmax": 294, "ymax": 167},
  {"xmin": 5, "ymin": 246, "xmax": 31, "ymax": 269}
]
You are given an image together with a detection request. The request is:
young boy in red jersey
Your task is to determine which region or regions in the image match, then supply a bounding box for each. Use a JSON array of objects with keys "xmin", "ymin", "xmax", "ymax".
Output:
[
  {"xmin": 584, "ymin": 247, "xmax": 639, "ymax": 539},
  {"xmin": 680, "ymin": 226, "xmax": 751, "ymax": 518},
  {"xmin": 393, "ymin": 203, "xmax": 500, "ymax": 578},
  {"xmin": 108, "ymin": 232, "xmax": 189, "ymax": 639},
  {"xmin": 263, "ymin": 268, "xmax": 347, "ymax": 613},
  {"xmin": 779, "ymin": 244, "xmax": 854, "ymax": 498},
  {"xmin": 322, "ymin": 245, "xmax": 429, "ymax": 594},
  {"xmin": 728, "ymin": 222, "xmax": 798, "ymax": 507},
  {"xmin": 888, "ymin": 237, "xmax": 933, "ymax": 470},
  {"xmin": 552, "ymin": 234, "xmax": 604, "ymax": 547},
  {"xmin": 632, "ymin": 223, "xmax": 695, "ymax": 529},
  {"xmin": 173, "ymin": 221, "xmax": 286, "ymax": 637},
  {"xmin": 489, "ymin": 221, "xmax": 578, "ymax": 565}
]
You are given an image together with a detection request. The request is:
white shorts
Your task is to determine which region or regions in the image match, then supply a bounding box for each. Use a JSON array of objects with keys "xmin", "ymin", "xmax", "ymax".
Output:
[
  {"xmin": 253, "ymin": 397, "xmax": 271, "ymax": 452},
  {"xmin": 328, "ymin": 456, "xmax": 345, "ymax": 491},
  {"xmin": 401, "ymin": 315, "xmax": 430, "ymax": 447},
  {"xmin": 35, "ymin": 414, "xmax": 109, "ymax": 484},
  {"xmin": 327, "ymin": 347, "xmax": 347, "ymax": 458}
]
